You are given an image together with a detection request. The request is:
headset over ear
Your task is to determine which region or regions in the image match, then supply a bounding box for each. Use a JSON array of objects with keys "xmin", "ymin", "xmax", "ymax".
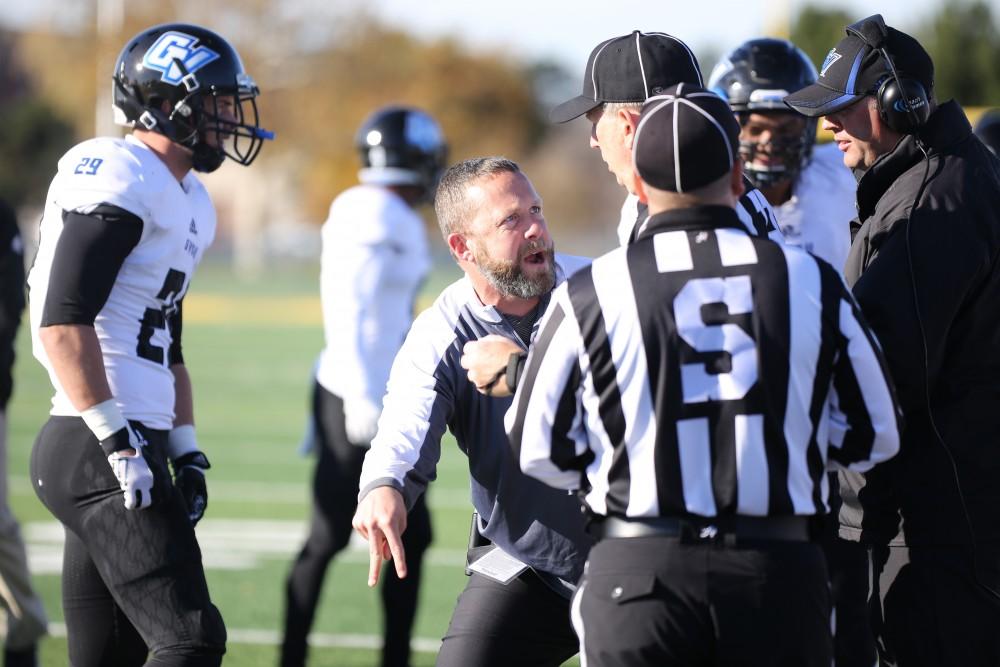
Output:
[{"xmin": 846, "ymin": 14, "xmax": 930, "ymax": 134}]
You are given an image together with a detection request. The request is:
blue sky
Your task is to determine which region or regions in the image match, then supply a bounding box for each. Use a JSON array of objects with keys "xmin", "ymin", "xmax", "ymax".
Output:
[
  {"xmin": 362, "ymin": 0, "xmax": 958, "ymax": 70},
  {"xmin": 0, "ymin": 0, "xmax": 981, "ymax": 74}
]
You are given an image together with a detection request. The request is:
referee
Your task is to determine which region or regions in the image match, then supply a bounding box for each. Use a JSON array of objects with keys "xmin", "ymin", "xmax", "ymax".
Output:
[{"xmin": 506, "ymin": 84, "xmax": 902, "ymax": 666}]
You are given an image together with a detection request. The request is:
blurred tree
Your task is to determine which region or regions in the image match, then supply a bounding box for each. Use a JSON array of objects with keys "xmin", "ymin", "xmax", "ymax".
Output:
[
  {"xmin": 917, "ymin": 1, "xmax": 1000, "ymax": 106},
  {"xmin": 0, "ymin": 30, "xmax": 75, "ymax": 208},
  {"xmin": 268, "ymin": 15, "xmax": 548, "ymax": 219},
  {"xmin": 790, "ymin": 5, "xmax": 855, "ymax": 69},
  {"xmin": 6, "ymin": 1, "xmax": 625, "ymax": 252}
]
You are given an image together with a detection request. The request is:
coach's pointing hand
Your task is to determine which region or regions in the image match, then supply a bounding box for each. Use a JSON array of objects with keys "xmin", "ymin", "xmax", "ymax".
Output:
[{"xmin": 352, "ymin": 486, "xmax": 409, "ymax": 587}]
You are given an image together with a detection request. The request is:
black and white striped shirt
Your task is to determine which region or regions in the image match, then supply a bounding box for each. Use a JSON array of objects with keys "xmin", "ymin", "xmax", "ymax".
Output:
[
  {"xmin": 618, "ymin": 176, "xmax": 784, "ymax": 247},
  {"xmin": 507, "ymin": 205, "xmax": 900, "ymax": 520}
]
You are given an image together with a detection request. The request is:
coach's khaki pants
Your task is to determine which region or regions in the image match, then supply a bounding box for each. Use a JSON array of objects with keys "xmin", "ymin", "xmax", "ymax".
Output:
[{"xmin": 0, "ymin": 410, "xmax": 47, "ymax": 650}]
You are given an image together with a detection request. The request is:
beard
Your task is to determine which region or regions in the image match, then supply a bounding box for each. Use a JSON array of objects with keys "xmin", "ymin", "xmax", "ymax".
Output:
[{"xmin": 473, "ymin": 240, "xmax": 556, "ymax": 299}]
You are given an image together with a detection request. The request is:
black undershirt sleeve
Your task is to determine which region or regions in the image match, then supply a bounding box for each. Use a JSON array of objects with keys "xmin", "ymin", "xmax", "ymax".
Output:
[
  {"xmin": 41, "ymin": 204, "xmax": 143, "ymax": 327},
  {"xmin": 167, "ymin": 299, "xmax": 184, "ymax": 366}
]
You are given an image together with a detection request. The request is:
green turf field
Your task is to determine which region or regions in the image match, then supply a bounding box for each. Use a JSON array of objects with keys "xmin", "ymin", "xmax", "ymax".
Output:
[{"xmin": 6, "ymin": 260, "xmax": 580, "ymax": 666}]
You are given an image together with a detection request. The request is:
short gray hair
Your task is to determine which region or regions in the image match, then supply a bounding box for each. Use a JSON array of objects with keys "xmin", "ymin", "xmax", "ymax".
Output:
[
  {"xmin": 603, "ymin": 101, "xmax": 643, "ymax": 116},
  {"xmin": 433, "ymin": 156, "xmax": 521, "ymax": 238}
]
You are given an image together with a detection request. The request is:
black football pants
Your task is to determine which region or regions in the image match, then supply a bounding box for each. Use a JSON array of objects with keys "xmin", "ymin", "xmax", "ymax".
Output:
[
  {"xmin": 281, "ymin": 382, "xmax": 432, "ymax": 667},
  {"xmin": 575, "ymin": 536, "xmax": 832, "ymax": 667},
  {"xmin": 30, "ymin": 417, "xmax": 225, "ymax": 667},
  {"xmin": 435, "ymin": 570, "xmax": 580, "ymax": 667}
]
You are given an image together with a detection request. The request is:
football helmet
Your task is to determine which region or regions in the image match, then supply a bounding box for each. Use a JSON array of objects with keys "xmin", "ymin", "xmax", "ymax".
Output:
[
  {"xmin": 708, "ymin": 38, "xmax": 818, "ymax": 189},
  {"xmin": 355, "ymin": 106, "xmax": 447, "ymax": 196},
  {"xmin": 112, "ymin": 23, "xmax": 274, "ymax": 173},
  {"xmin": 975, "ymin": 109, "xmax": 1000, "ymax": 156}
]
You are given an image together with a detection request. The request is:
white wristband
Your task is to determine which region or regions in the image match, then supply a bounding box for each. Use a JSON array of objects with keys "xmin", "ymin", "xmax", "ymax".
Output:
[
  {"xmin": 80, "ymin": 399, "xmax": 127, "ymax": 442},
  {"xmin": 166, "ymin": 424, "xmax": 199, "ymax": 460}
]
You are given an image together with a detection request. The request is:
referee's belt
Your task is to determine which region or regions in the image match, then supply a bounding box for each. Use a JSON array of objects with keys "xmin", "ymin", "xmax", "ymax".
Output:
[{"xmin": 588, "ymin": 515, "xmax": 812, "ymax": 543}]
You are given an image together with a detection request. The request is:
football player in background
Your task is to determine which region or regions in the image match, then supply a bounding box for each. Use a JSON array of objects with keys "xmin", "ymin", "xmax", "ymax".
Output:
[
  {"xmin": 27, "ymin": 23, "xmax": 272, "ymax": 666},
  {"xmin": 280, "ymin": 107, "xmax": 446, "ymax": 667},
  {"xmin": 709, "ymin": 38, "xmax": 856, "ymax": 271}
]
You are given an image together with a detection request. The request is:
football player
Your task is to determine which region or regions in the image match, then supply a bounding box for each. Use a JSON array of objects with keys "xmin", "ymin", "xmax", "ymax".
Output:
[
  {"xmin": 280, "ymin": 106, "xmax": 445, "ymax": 667},
  {"xmin": 709, "ymin": 38, "xmax": 856, "ymax": 270},
  {"xmin": 27, "ymin": 23, "xmax": 271, "ymax": 666}
]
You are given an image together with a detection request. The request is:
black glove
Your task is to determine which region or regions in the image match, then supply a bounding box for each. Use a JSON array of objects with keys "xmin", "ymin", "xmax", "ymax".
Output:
[{"xmin": 171, "ymin": 451, "xmax": 211, "ymax": 525}]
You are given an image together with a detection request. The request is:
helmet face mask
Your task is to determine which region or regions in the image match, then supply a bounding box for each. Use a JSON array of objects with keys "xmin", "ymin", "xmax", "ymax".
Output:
[
  {"xmin": 113, "ymin": 24, "xmax": 273, "ymax": 172},
  {"xmin": 737, "ymin": 111, "xmax": 814, "ymax": 189},
  {"xmin": 708, "ymin": 38, "xmax": 819, "ymax": 190},
  {"xmin": 355, "ymin": 106, "xmax": 448, "ymax": 199}
]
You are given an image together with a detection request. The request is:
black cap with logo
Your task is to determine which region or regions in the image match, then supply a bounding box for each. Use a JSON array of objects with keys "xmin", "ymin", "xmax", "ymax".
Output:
[
  {"xmin": 784, "ymin": 20, "xmax": 933, "ymax": 117},
  {"xmin": 633, "ymin": 83, "xmax": 740, "ymax": 193},
  {"xmin": 550, "ymin": 30, "xmax": 703, "ymax": 123}
]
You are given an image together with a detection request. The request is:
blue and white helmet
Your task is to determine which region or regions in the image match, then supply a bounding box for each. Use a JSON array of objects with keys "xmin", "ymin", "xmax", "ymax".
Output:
[{"xmin": 112, "ymin": 23, "xmax": 274, "ymax": 172}]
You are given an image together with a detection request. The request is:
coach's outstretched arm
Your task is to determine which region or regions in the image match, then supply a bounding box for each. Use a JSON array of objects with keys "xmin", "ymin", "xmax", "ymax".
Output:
[{"xmin": 351, "ymin": 302, "xmax": 453, "ymax": 585}]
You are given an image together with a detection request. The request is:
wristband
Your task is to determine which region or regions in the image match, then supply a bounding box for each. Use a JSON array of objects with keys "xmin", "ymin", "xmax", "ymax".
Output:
[
  {"xmin": 80, "ymin": 399, "xmax": 127, "ymax": 442},
  {"xmin": 506, "ymin": 352, "xmax": 527, "ymax": 394},
  {"xmin": 166, "ymin": 424, "xmax": 199, "ymax": 460}
]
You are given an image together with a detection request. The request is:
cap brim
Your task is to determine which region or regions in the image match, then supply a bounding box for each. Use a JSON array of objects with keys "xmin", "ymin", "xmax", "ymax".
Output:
[
  {"xmin": 783, "ymin": 82, "xmax": 863, "ymax": 118},
  {"xmin": 549, "ymin": 95, "xmax": 603, "ymax": 124}
]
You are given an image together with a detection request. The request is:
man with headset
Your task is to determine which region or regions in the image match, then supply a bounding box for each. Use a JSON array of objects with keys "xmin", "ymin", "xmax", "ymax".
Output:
[{"xmin": 786, "ymin": 15, "xmax": 1000, "ymax": 666}]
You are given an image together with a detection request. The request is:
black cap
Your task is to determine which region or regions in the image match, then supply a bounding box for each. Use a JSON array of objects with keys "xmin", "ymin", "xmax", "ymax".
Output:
[
  {"xmin": 784, "ymin": 15, "xmax": 934, "ymax": 117},
  {"xmin": 633, "ymin": 83, "xmax": 740, "ymax": 193},
  {"xmin": 550, "ymin": 30, "xmax": 702, "ymax": 123}
]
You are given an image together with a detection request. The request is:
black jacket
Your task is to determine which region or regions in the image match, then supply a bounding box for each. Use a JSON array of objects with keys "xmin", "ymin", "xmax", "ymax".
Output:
[
  {"xmin": 839, "ymin": 101, "xmax": 1000, "ymax": 546},
  {"xmin": 0, "ymin": 198, "xmax": 25, "ymax": 410}
]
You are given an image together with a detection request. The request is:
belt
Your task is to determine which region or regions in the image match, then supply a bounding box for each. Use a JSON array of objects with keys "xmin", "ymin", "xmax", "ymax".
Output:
[{"xmin": 588, "ymin": 515, "xmax": 812, "ymax": 543}]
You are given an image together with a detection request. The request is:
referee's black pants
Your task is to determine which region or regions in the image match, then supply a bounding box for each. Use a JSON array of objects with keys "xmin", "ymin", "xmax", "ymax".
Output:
[
  {"xmin": 574, "ymin": 536, "xmax": 832, "ymax": 666},
  {"xmin": 30, "ymin": 417, "xmax": 226, "ymax": 667},
  {"xmin": 281, "ymin": 382, "xmax": 431, "ymax": 667},
  {"xmin": 435, "ymin": 570, "xmax": 579, "ymax": 667}
]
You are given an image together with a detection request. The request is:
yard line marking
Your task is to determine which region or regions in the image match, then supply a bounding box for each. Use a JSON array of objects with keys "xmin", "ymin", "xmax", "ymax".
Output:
[
  {"xmin": 8, "ymin": 476, "xmax": 474, "ymax": 509},
  {"xmin": 23, "ymin": 519, "xmax": 467, "ymax": 574},
  {"xmin": 44, "ymin": 622, "xmax": 443, "ymax": 653}
]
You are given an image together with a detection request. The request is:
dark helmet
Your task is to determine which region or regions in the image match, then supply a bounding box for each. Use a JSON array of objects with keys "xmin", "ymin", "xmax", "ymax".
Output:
[
  {"xmin": 112, "ymin": 23, "xmax": 274, "ymax": 173},
  {"xmin": 975, "ymin": 109, "xmax": 1000, "ymax": 156},
  {"xmin": 355, "ymin": 106, "xmax": 447, "ymax": 196},
  {"xmin": 708, "ymin": 38, "xmax": 819, "ymax": 189}
]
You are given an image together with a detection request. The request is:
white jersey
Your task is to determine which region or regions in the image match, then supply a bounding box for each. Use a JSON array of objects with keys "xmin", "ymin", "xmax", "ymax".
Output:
[
  {"xmin": 315, "ymin": 185, "xmax": 430, "ymax": 409},
  {"xmin": 29, "ymin": 135, "xmax": 216, "ymax": 429},
  {"xmin": 774, "ymin": 142, "xmax": 856, "ymax": 272}
]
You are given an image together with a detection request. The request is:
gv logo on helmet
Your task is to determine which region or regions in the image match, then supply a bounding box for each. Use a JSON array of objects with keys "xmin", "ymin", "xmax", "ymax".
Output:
[{"xmin": 143, "ymin": 31, "xmax": 220, "ymax": 86}]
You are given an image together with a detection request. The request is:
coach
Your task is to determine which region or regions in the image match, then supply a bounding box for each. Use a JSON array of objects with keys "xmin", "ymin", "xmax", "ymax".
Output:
[
  {"xmin": 786, "ymin": 14, "xmax": 1000, "ymax": 666},
  {"xmin": 506, "ymin": 83, "xmax": 901, "ymax": 666}
]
